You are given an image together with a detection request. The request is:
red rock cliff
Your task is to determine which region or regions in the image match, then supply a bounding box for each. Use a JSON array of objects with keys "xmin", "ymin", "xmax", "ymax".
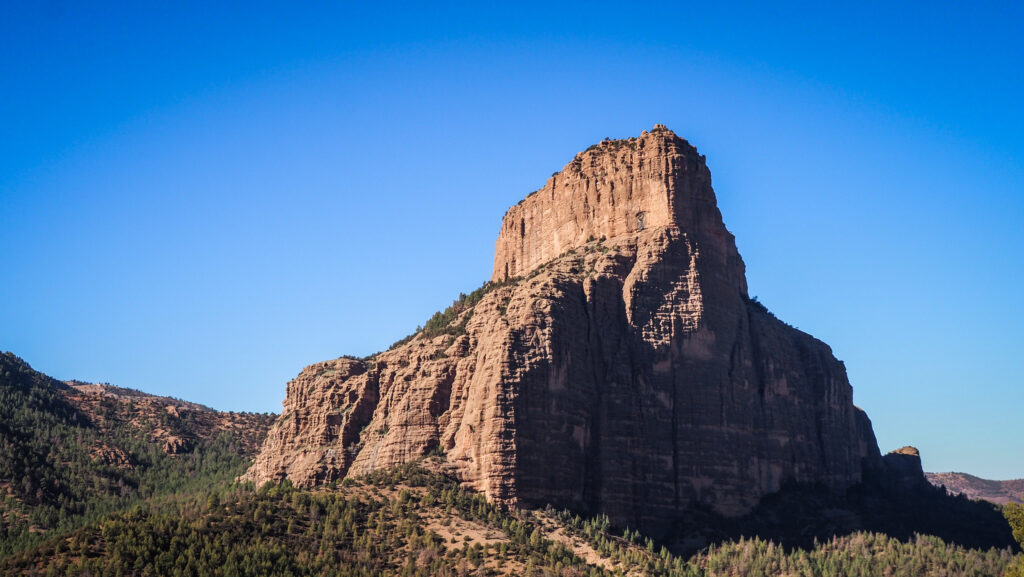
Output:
[
  {"xmin": 493, "ymin": 125, "xmax": 744, "ymax": 293},
  {"xmin": 245, "ymin": 126, "xmax": 883, "ymax": 529}
]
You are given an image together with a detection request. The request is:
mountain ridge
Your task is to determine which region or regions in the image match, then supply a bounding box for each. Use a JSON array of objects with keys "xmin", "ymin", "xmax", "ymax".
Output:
[{"xmin": 927, "ymin": 472, "xmax": 1024, "ymax": 505}]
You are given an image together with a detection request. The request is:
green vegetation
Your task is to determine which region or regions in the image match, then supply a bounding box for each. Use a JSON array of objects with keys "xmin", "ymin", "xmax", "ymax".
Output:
[
  {"xmin": 746, "ymin": 295, "xmax": 778, "ymax": 319},
  {"xmin": 0, "ymin": 353, "xmax": 273, "ymax": 558},
  {"xmin": 549, "ymin": 504, "xmax": 1015, "ymax": 577},
  {"xmin": 387, "ymin": 281, "xmax": 507, "ymax": 351},
  {"xmin": 1008, "ymin": 499, "xmax": 1024, "ymax": 549},
  {"xmin": 583, "ymin": 137, "xmax": 638, "ymax": 154},
  {"xmin": 382, "ymin": 235, "xmax": 620, "ymax": 354},
  {"xmin": 746, "ymin": 295, "xmax": 802, "ymax": 330},
  {"xmin": 2, "ymin": 463, "xmax": 1017, "ymax": 577},
  {"xmin": 1006, "ymin": 498, "xmax": 1024, "ymax": 576},
  {"xmin": 1, "ymin": 464, "xmax": 605, "ymax": 577},
  {"xmin": 692, "ymin": 533, "xmax": 1012, "ymax": 577}
]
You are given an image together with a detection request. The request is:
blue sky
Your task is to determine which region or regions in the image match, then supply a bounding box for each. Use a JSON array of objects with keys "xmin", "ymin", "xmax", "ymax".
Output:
[{"xmin": 1, "ymin": 2, "xmax": 1021, "ymax": 479}]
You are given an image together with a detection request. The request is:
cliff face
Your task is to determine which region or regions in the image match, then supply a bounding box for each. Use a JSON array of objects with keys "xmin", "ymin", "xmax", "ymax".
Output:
[
  {"xmin": 493, "ymin": 126, "xmax": 743, "ymax": 290},
  {"xmin": 245, "ymin": 126, "xmax": 884, "ymax": 529}
]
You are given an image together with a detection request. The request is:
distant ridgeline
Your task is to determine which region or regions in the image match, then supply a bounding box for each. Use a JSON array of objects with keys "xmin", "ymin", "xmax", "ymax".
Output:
[{"xmin": 927, "ymin": 472, "xmax": 1024, "ymax": 505}]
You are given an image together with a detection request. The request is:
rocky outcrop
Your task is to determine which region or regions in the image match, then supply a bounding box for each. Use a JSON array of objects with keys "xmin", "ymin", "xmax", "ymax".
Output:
[
  {"xmin": 65, "ymin": 381, "xmax": 273, "ymax": 457},
  {"xmin": 89, "ymin": 443, "xmax": 134, "ymax": 469},
  {"xmin": 245, "ymin": 126, "xmax": 886, "ymax": 531},
  {"xmin": 883, "ymin": 446, "xmax": 929, "ymax": 492}
]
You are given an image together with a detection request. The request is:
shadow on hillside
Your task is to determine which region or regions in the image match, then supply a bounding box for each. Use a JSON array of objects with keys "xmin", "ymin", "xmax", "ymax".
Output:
[{"xmin": 663, "ymin": 477, "xmax": 1017, "ymax": 555}]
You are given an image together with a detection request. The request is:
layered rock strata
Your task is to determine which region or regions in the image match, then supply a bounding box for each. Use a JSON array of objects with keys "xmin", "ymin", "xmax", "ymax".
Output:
[{"xmin": 245, "ymin": 126, "xmax": 885, "ymax": 530}]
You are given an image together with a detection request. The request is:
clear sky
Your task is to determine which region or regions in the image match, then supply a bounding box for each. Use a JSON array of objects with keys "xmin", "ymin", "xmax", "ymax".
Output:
[{"xmin": 2, "ymin": 2, "xmax": 1021, "ymax": 479}]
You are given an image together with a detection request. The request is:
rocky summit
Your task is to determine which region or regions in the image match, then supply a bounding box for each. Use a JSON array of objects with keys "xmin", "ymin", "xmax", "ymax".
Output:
[{"xmin": 245, "ymin": 126, "xmax": 892, "ymax": 533}]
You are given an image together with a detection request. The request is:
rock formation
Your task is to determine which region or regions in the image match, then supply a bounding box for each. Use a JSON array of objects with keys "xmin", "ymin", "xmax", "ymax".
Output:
[
  {"xmin": 882, "ymin": 446, "xmax": 929, "ymax": 492},
  {"xmin": 245, "ymin": 126, "xmax": 890, "ymax": 531},
  {"xmin": 63, "ymin": 381, "xmax": 272, "ymax": 456}
]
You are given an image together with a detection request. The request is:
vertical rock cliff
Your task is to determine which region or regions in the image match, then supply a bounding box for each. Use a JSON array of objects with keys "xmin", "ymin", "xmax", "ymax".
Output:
[{"xmin": 245, "ymin": 126, "xmax": 885, "ymax": 531}]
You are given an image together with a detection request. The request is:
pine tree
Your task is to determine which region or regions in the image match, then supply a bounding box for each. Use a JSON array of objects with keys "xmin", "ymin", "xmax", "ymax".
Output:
[{"xmin": 1005, "ymin": 499, "xmax": 1024, "ymax": 577}]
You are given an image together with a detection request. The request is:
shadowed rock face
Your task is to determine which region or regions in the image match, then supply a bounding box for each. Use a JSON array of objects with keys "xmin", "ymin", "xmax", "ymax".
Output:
[
  {"xmin": 883, "ymin": 446, "xmax": 929, "ymax": 492},
  {"xmin": 245, "ymin": 126, "xmax": 885, "ymax": 532}
]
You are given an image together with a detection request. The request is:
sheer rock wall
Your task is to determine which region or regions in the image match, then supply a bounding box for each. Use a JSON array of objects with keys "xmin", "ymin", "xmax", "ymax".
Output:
[{"xmin": 245, "ymin": 126, "xmax": 884, "ymax": 530}]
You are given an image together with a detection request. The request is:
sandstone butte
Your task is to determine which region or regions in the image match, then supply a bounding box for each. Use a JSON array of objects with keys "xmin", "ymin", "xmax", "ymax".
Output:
[{"xmin": 245, "ymin": 125, "xmax": 907, "ymax": 532}]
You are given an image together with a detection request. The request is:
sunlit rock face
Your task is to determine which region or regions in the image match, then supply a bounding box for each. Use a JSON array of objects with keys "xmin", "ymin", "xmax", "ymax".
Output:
[{"xmin": 245, "ymin": 126, "xmax": 884, "ymax": 532}]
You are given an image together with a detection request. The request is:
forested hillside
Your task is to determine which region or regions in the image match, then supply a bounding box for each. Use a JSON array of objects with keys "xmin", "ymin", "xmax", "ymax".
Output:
[
  {"xmin": 2, "ymin": 463, "xmax": 1018, "ymax": 577},
  {"xmin": 2, "ymin": 352, "xmax": 1019, "ymax": 576},
  {"xmin": 0, "ymin": 352, "xmax": 274, "ymax": 556}
]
